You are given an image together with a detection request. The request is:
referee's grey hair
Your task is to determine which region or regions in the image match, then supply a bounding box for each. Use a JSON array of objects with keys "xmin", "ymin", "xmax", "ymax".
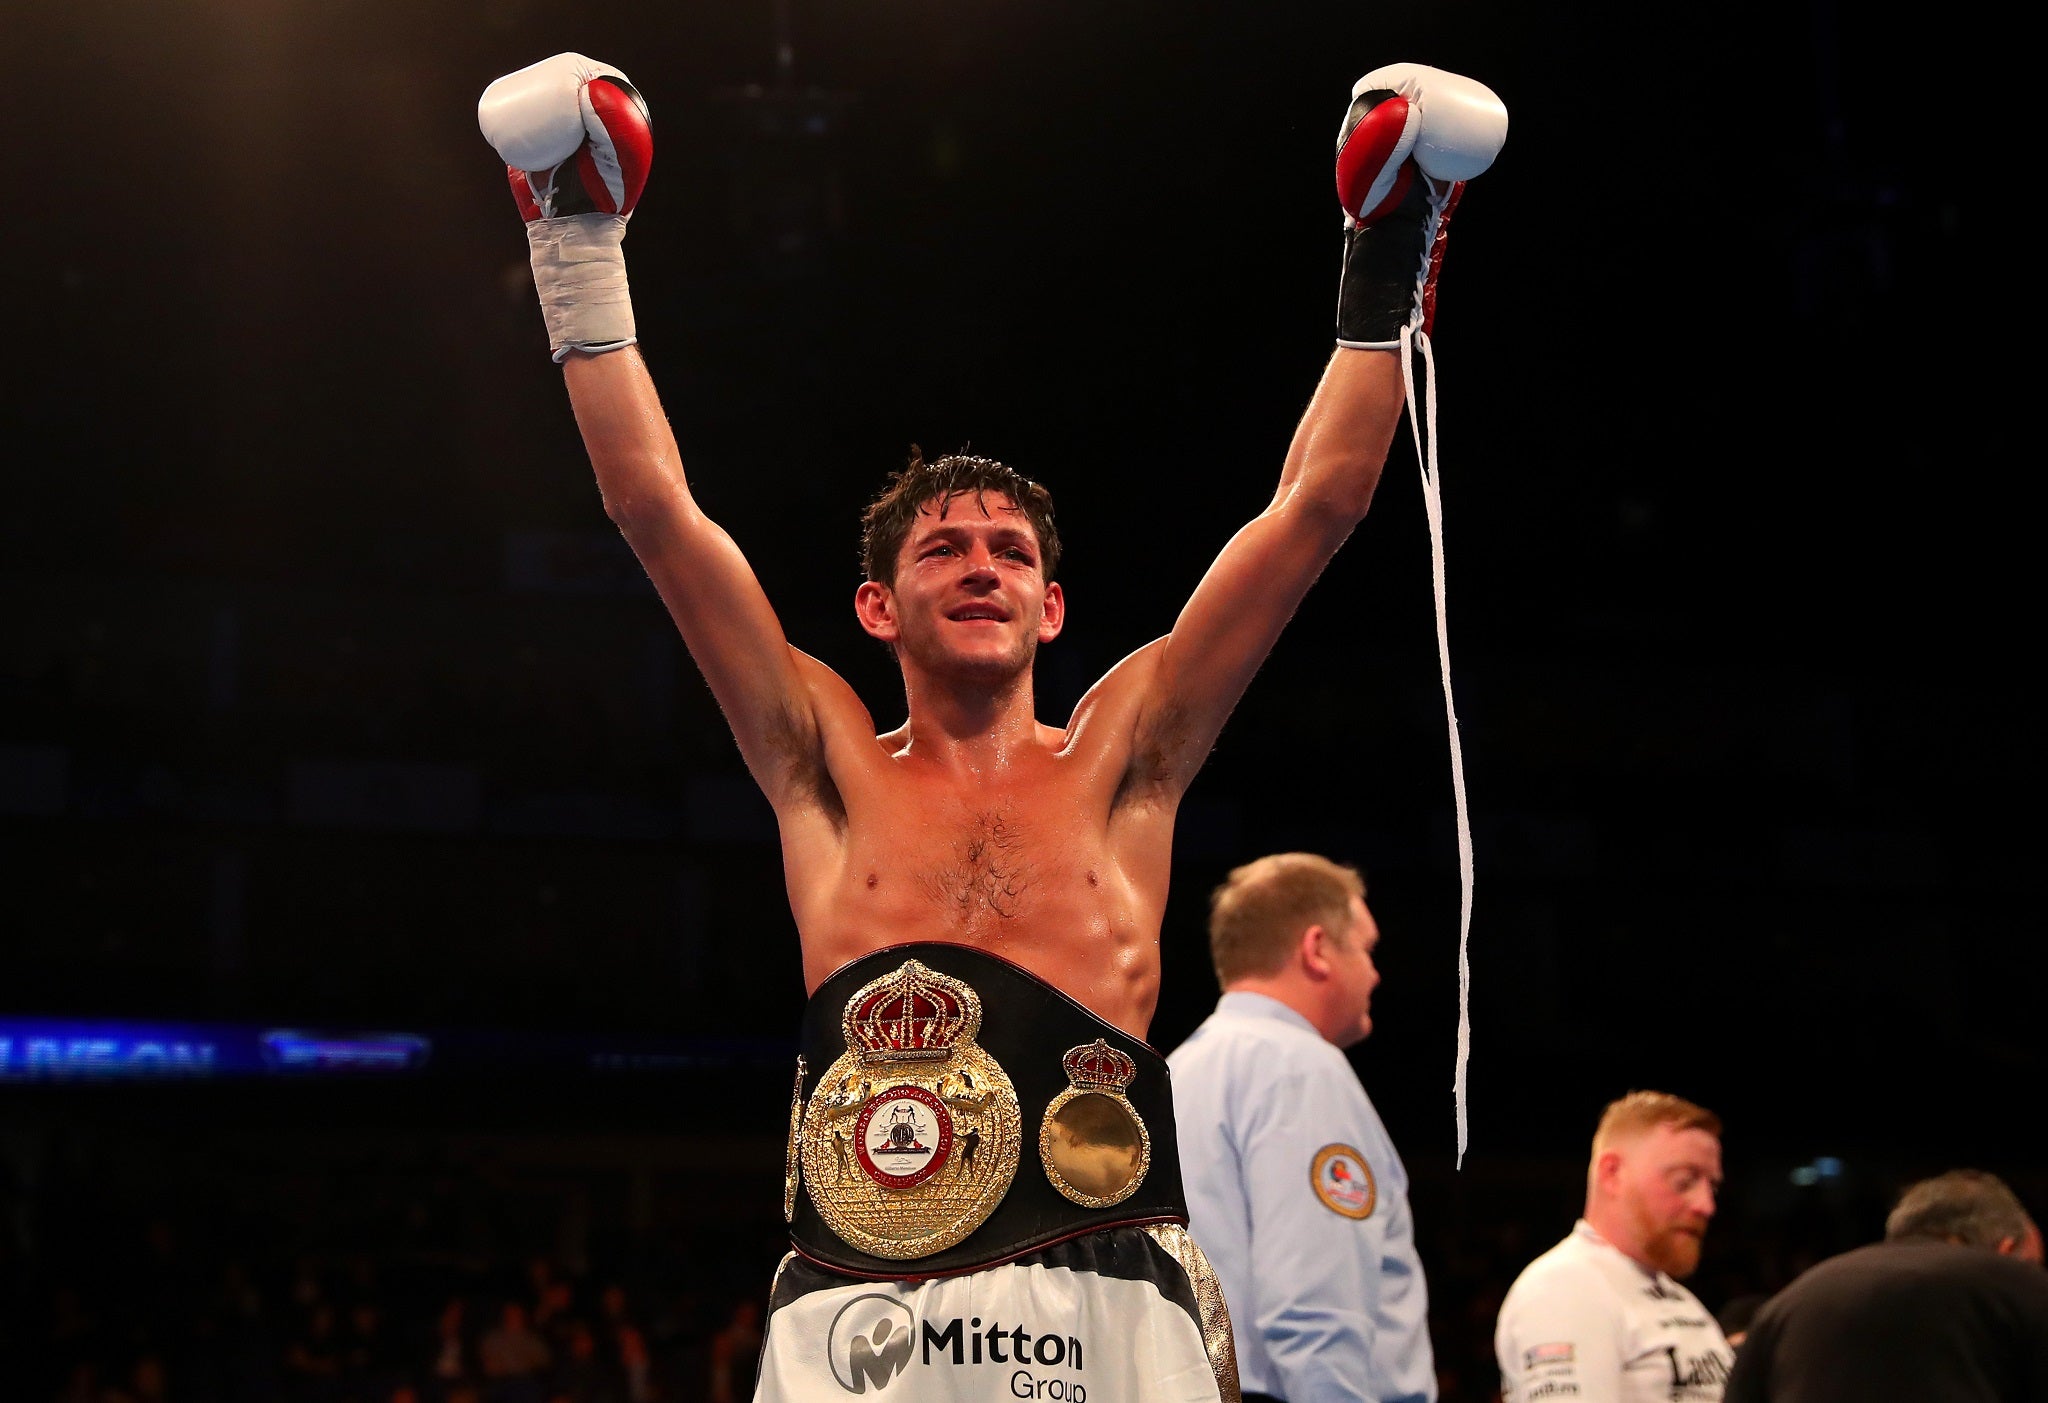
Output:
[{"xmin": 1883, "ymin": 1169, "xmax": 2032, "ymax": 1248}]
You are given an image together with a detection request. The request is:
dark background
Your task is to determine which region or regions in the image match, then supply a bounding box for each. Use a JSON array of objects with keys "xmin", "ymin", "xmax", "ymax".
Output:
[{"xmin": 1, "ymin": 0, "xmax": 2036, "ymax": 1397}]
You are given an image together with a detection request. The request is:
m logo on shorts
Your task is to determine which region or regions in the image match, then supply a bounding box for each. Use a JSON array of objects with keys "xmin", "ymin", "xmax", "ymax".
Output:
[{"xmin": 828, "ymin": 1294, "xmax": 916, "ymax": 1393}]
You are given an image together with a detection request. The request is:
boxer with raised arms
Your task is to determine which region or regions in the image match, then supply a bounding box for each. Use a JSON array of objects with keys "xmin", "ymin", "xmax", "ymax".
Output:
[{"xmin": 479, "ymin": 51, "xmax": 1505, "ymax": 1403}]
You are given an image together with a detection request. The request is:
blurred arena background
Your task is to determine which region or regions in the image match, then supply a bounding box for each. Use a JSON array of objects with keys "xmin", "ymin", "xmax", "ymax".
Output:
[{"xmin": 1, "ymin": 0, "xmax": 2033, "ymax": 1398}]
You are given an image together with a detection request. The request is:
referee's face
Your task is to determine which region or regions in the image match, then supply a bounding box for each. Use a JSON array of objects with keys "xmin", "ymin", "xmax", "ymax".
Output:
[{"xmin": 1328, "ymin": 895, "xmax": 1382, "ymax": 1048}]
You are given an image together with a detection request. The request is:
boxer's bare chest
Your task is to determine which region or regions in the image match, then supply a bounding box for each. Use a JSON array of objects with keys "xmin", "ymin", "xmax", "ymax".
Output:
[{"xmin": 787, "ymin": 747, "xmax": 1166, "ymax": 1035}]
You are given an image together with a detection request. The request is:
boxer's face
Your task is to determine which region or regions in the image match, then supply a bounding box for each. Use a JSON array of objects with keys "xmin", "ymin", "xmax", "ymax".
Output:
[
  {"xmin": 858, "ymin": 492, "xmax": 1064, "ymax": 681},
  {"xmin": 1620, "ymin": 1125, "xmax": 1722, "ymax": 1278}
]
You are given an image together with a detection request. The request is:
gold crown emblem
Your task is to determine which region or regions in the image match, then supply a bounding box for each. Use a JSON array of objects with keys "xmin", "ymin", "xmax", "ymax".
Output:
[
  {"xmin": 842, "ymin": 960, "xmax": 984, "ymax": 1063},
  {"xmin": 1061, "ymin": 1038, "xmax": 1137, "ymax": 1091}
]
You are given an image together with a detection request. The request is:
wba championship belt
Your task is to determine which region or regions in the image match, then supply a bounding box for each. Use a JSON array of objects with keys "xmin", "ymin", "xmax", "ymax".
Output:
[{"xmin": 787, "ymin": 943, "xmax": 1189, "ymax": 1279}]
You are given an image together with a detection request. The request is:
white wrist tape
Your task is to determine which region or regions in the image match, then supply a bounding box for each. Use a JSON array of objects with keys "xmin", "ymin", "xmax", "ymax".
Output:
[{"xmin": 525, "ymin": 213, "xmax": 637, "ymax": 363}]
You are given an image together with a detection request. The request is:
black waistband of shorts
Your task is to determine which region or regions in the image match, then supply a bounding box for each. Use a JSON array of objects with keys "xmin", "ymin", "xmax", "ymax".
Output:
[{"xmin": 788, "ymin": 942, "xmax": 1188, "ymax": 1280}]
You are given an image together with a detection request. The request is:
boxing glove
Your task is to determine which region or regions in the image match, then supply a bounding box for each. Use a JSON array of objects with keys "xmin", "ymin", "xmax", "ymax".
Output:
[
  {"xmin": 1334, "ymin": 64, "xmax": 1507, "ymax": 349},
  {"xmin": 478, "ymin": 53, "xmax": 654, "ymax": 362}
]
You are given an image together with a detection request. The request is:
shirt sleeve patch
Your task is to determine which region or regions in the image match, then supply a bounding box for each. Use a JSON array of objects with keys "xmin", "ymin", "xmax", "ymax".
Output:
[
  {"xmin": 1524, "ymin": 1343, "xmax": 1574, "ymax": 1367},
  {"xmin": 1310, "ymin": 1143, "xmax": 1376, "ymax": 1219}
]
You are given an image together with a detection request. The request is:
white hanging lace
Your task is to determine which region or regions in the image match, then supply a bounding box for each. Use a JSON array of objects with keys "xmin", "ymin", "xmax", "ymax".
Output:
[{"xmin": 1398, "ymin": 325, "xmax": 1476, "ymax": 1168}]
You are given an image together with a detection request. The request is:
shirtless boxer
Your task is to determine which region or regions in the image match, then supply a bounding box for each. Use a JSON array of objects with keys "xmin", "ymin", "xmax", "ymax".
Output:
[{"xmin": 479, "ymin": 51, "xmax": 1506, "ymax": 1403}]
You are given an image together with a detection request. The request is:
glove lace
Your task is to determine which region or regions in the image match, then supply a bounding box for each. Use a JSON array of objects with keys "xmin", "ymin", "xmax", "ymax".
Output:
[
  {"xmin": 1409, "ymin": 186, "xmax": 1443, "ymax": 327},
  {"xmin": 1399, "ymin": 326, "xmax": 1477, "ymax": 1168}
]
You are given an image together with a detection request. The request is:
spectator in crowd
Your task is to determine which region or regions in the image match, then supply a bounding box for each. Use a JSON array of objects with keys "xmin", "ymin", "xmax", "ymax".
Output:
[
  {"xmin": 1494, "ymin": 1090, "xmax": 1734, "ymax": 1402},
  {"xmin": 213, "ymin": 1259, "xmax": 279, "ymax": 1400},
  {"xmin": 127, "ymin": 1353, "xmax": 169, "ymax": 1403},
  {"xmin": 478, "ymin": 1299, "xmax": 552, "ymax": 1403},
  {"xmin": 1723, "ymin": 1168, "xmax": 2048, "ymax": 1403},
  {"xmin": 593, "ymin": 1284, "xmax": 654, "ymax": 1403},
  {"xmin": 48, "ymin": 1286, "xmax": 103, "ymax": 1384},
  {"xmin": 1169, "ymin": 852, "xmax": 1434, "ymax": 1403},
  {"xmin": 285, "ymin": 1302, "xmax": 346, "ymax": 1403},
  {"xmin": 53, "ymin": 1361, "xmax": 104, "ymax": 1403},
  {"xmin": 616, "ymin": 1319, "xmax": 654, "ymax": 1403},
  {"xmin": 430, "ymin": 1294, "xmax": 474, "ymax": 1393},
  {"xmin": 707, "ymin": 1297, "xmax": 763, "ymax": 1403},
  {"xmin": 534, "ymin": 1276, "xmax": 578, "ymax": 1360},
  {"xmin": 342, "ymin": 1298, "xmax": 397, "ymax": 1401},
  {"xmin": 132, "ymin": 1219, "xmax": 195, "ymax": 1354},
  {"xmin": 549, "ymin": 1318, "xmax": 622, "ymax": 1403},
  {"xmin": 526, "ymin": 1258, "xmax": 556, "ymax": 1311}
]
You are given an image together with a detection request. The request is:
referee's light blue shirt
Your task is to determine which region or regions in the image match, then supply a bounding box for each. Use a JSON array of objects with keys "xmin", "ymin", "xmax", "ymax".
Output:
[{"xmin": 1169, "ymin": 991, "xmax": 1435, "ymax": 1403}]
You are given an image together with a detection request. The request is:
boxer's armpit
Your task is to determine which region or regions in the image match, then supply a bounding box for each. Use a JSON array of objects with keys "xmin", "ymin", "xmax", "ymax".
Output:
[
  {"xmin": 1116, "ymin": 700, "xmax": 1200, "ymax": 807},
  {"xmin": 762, "ymin": 701, "xmax": 844, "ymax": 822}
]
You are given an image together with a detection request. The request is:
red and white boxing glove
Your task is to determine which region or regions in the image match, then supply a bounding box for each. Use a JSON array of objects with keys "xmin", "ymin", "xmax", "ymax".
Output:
[
  {"xmin": 478, "ymin": 53, "xmax": 654, "ymax": 362},
  {"xmin": 1334, "ymin": 63, "xmax": 1507, "ymax": 349}
]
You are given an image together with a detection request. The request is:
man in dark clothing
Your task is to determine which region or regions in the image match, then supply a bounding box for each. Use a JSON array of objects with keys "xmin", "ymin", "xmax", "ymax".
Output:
[{"xmin": 1725, "ymin": 1169, "xmax": 2048, "ymax": 1402}]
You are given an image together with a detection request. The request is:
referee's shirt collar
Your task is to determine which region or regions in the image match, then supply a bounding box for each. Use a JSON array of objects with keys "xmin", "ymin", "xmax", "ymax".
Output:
[{"xmin": 1215, "ymin": 989, "xmax": 1320, "ymax": 1039}]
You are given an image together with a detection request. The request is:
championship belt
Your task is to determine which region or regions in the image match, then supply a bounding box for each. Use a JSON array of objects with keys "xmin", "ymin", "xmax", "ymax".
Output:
[
  {"xmin": 786, "ymin": 943, "xmax": 1189, "ymax": 1279},
  {"xmin": 795, "ymin": 958, "xmax": 1024, "ymax": 1259}
]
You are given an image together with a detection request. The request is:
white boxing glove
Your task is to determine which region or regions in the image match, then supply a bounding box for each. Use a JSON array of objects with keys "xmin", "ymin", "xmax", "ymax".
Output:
[
  {"xmin": 479, "ymin": 53, "xmax": 654, "ymax": 361},
  {"xmin": 1333, "ymin": 63, "xmax": 1507, "ymax": 348}
]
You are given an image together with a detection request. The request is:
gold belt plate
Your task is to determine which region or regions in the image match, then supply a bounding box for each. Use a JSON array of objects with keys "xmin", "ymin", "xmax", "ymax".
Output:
[
  {"xmin": 1040, "ymin": 1037, "xmax": 1152, "ymax": 1208},
  {"xmin": 798, "ymin": 959, "xmax": 1022, "ymax": 1259}
]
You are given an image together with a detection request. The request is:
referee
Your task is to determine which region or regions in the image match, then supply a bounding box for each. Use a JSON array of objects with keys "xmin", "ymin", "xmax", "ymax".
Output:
[{"xmin": 1170, "ymin": 853, "xmax": 1434, "ymax": 1403}]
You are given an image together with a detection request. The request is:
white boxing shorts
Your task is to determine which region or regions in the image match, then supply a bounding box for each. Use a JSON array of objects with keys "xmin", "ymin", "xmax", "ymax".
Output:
[{"xmin": 752, "ymin": 1224, "xmax": 1239, "ymax": 1402}]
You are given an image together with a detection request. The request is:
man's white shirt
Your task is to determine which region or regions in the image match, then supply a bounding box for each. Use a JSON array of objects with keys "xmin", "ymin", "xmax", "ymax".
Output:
[{"xmin": 1494, "ymin": 1220, "xmax": 1733, "ymax": 1403}]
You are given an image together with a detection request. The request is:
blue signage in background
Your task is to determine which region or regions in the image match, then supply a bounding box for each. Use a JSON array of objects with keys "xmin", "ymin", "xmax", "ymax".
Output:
[
  {"xmin": 0, "ymin": 1020, "xmax": 256, "ymax": 1079},
  {"xmin": 0, "ymin": 1018, "xmax": 787, "ymax": 1081},
  {"xmin": 259, "ymin": 1030, "xmax": 434, "ymax": 1073},
  {"xmin": 0, "ymin": 1021, "xmax": 435, "ymax": 1080}
]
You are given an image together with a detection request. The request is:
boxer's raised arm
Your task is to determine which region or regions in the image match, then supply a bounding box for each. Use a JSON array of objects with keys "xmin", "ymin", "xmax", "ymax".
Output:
[
  {"xmin": 1121, "ymin": 64, "xmax": 1507, "ymax": 798},
  {"xmin": 482, "ymin": 54, "xmax": 830, "ymax": 806},
  {"xmin": 562, "ymin": 350, "xmax": 834, "ymax": 801},
  {"xmin": 1120, "ymin": 351, "xmax": 1399, "ymax": 797}
]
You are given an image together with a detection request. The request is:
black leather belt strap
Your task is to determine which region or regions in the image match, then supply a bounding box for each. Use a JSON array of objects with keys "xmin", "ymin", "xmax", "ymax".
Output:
[{"xmin": 789, "ymin": 942, "xmax": 1189, "ymax": 1279}]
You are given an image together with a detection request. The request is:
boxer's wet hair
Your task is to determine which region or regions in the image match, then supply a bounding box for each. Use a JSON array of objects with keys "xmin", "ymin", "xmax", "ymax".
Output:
[{"xmin": 861, "ymin": 446, "xmax": 1061, "ymax": 587}]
